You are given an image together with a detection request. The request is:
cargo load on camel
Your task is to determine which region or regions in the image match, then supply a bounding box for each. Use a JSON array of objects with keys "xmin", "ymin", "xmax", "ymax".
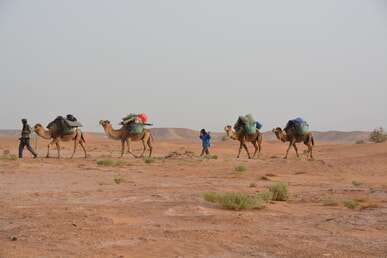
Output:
[
  {"xmin": 47, "ymin": 114, "xmax": 83, "ymax": 134},
  {"xmin": 120, "ymin": 113, "xmax": 153, "ymax": 134},
  {"xmin": 233, "ymin": 114, "xmax": 262, "ymax": 135},
  {"xmin": 284, "ymin": 117, "xmax": 309, "ymax": 135}
]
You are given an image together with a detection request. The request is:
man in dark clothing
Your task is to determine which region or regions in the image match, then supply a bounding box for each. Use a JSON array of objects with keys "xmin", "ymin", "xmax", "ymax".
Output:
[{"xmin": 18, "ymin": 119, "xmax": 37, "ymax": 158}]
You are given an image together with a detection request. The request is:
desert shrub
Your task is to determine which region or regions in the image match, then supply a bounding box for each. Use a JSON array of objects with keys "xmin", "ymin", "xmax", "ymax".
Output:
[
  {"xmin": 97, "ymin": 159, "xmax": 114, "ymax": 166},
  {"xmin": 203, "ymin": 191, "xmax": 223, "ymax": 203},
  {"xmin": 249, "ymin": 182, "xmax": 257, "ymax": 187},
  {"xmin": 220, "ymin": 192, "xmax": 260, "ymax": 210},
  {"xmin": 355, "ymin": 139, "xmax": 366, "ymax": 144},
  {"xmin": 369, "ymin": 127, "xmax": 387, "ymax": 143},
  {"xmin": 144, "ymin": 157, "xmax": 155, "ymax": 164},
  {"xmin": 97, "ymin": 159, "xmax": 127, "ymax": 167},
  {"xmin": 342, "ymin": 200, "xmax": 360, "ymax": 210},
  {"xmin": 256, "ymin": 192, "xmax": 273, "ymax": 203},
  {"xmin": 114, "ymin": 160, "xmax": 126, "ymax": 167},
  {"xmin": 235, "ymin": 165, "xmax": 247, "ymax": 172},
  {"xmin": 184, "ymin": 150, "xmax": 195, "ymax": 156},
  {"xmin": 165, "ymin": 152, "xmax": 178, "ymax": 158},
  {"xmin": 269, "ymin": 182, "xmax": 290, "ymax": 201},
  {"xmin": 114, "ymin": 177, "xmax": 126, "ymax": 184},
  {"xmin": 322, "ymin": 198, "xmax": 340, "ymax": 206},
  {"xmin": 202, "ymin": 154, "xmax": 218, "ymax": 159},
  {"xmin": 203, "ymin": 191, "xmax": 267, "ymax": 210},
  {"xmin": 352, "ymin": 180, "xmax": 363, "ymax": 187}
]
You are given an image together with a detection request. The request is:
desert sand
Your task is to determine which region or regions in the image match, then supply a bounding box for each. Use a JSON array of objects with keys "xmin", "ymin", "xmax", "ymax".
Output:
[{"xmin": 1, "ymin": 133, "xmax": 386, "ymax": 257}]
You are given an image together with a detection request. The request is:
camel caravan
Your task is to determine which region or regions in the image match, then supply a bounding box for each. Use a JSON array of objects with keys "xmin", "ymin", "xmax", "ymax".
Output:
[{"xmin": 29, "ymin": 112, "xmax": 314, "ymax": 160}]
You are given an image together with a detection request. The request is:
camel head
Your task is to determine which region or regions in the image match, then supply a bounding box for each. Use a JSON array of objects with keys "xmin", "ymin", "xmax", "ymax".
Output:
[
  {"xmin": 99, "ymin": 120, "xmax": 111, "ymax": 128},
  {"xmin": 31, "ymin": 123, "xmax": 43, "ymax": 133},
  {"xmin": 224, "ymin": 125, "xmax": 240, "ymax": 140},
  {"xmin": 272, "ymin": 127, "xmax": 286, "ymax": 142}
]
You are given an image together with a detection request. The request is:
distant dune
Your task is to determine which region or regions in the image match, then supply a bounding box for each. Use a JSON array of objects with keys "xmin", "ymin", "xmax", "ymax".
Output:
[{"xmin": 0, "ymin": 128, "xmax": 371, "ymax": 143}]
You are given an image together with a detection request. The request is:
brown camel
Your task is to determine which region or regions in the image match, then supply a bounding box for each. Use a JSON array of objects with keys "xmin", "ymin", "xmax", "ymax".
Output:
[
  {"xmin": 272, "ymin": 127, "xmax": 314, "ymax": 159},
  {"xmin": 32, "ymin": 123, "xmax": 87, "ymax": 159},
  {"xmin": 99, "ymin": 120, "xmax": 153, "ymax": 158},
  {"xmin": 224, "ymin": 125, "xmax": 262, "ymax": 159}
]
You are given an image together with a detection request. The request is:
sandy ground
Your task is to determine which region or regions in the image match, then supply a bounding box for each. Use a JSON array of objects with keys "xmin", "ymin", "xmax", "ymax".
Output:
[{"xmin": 0, "ymin": 135, "xmax": 386, "ymax": 258}]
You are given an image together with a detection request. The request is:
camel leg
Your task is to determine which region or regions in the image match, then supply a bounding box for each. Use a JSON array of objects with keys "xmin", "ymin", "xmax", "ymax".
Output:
[
  {"xmin": 242, "ymin": 143, "xmax": 251, "ymax": 159},
  {"xmin": 309, "ymin": 144, "xmax": 313, "ymax": 158},
  {"xmin": 46, "ymin": 142, "xmax": 52, "ymax": 158},
  {"xmin": 70, "ymin": 140, "xmax": 77, "ymax": 159},
  {"xmin": 55, "ymin": 141, "xmax": 61, "ymax": 159},
  {"xmin": 137, "ymin": 138, "xmax": 147, "ymax": 158},
  {"xmin": 79, "ymin": 140, "xmax": 87, "ymax": 158},
  {"xmin": 147, "ymin": 136, "xmax": 153, "ymax": 157},
  {"xmin": 127, "ymin": 138, "xmax": 136, "ymax": 157},
  {"xmin": 237, "ymin": 142, "xmax": 243, "ymax": 158},
  {"xmin": 284, "ymin": 142, "xmax": 292, "ymax": 159},
  {"xmin": 119, "ymin": 139, "xmax": 125, "ymax": 158},
  {"xmin": 293, "ymin": 143, "xmax": 299, "ymax": 158},
  {"xmin": 251, "ymin": 141, "xmax": 258, "ymax": 159},
  {"xmin": 305, "ymin": 141, "xmax": 313, "ymax": 159},
  {"xmin": 257, "ymin": 140, "xmax": 262, "ymax": 158}
]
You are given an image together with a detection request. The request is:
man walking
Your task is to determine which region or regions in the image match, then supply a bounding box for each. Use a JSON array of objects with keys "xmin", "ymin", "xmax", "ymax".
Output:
[{"xmin": 18, "ymin": 118, "xmax": 37, "ymax": 158}]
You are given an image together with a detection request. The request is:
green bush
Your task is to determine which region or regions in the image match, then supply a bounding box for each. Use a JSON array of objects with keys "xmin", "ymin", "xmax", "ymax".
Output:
[
  {"xmin": 203, "ymin": 191, "xmax": 268, "ymax": 210},
  {"xmin": 342, "ymin": 200, "xmax": 360, "ymax": 210},
  {"xmin": 114, "ymin": 177, "xmax": 126, "ymax": 184},
  {"xmin": 269, "ymin": 182, "xmax": 290, "ymax": 201},
  {"xmin": 235, "ymin": 165, "xmax": 247, "ymax": 172},
  {"xmin": 97, "ymin": 159, "xmax": 127, "ymax": 167},
  {"xmin": 97, "ymin": 159, "xmax": 114, "ymax": 166},
  {"xmin": 220, "ymin": 192, "xmax": 260, "ymax": 210},
  {"xmin": 352, "ymin": 180, "xmax": 363, "ymax": 187},
  {"xmin": 203, "ymin": 154, "xmax": 218, "ymax": 159},
  {"xmin": 144, "ymin": 157, "xmax": 155, "ymax": 164},
  {"xmin": 203, "ymin": 191, "xmax": 223, "ymax": 203},
  {"xmin": 256, "ymin": 192, "xmax": 273, "ymax": 203},
  {"xmin": 369, "ymin": 127, "xmax": 387, "ymax": 143},
  {"xmin": 322, "ymin": 198, "xmax": 340, "ymax": 206}
]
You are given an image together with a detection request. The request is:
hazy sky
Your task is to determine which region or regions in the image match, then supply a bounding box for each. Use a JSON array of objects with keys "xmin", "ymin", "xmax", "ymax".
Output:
[{"xmin": 1, "ymin": 0, "xmax": 386, "ymax": 133}]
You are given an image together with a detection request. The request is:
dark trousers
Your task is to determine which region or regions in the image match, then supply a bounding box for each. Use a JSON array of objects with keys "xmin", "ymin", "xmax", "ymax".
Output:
[
  {"xmin": 18, "ymin": 138, "xmax": 37, "ymax": 158},
  {"xmin": 200, "ymin": 147, "xmax": 209, "ymax": 156}
]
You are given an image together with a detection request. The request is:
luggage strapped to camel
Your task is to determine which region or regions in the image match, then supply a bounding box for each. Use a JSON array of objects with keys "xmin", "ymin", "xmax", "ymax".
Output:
[
  {"xmin": 234, "ymin": 114, "xmax": 263, "ymax": 135},
  {"xmin": 47, "ymin": 114, "xmax": 83, "ymax": 134},
  {"xmin": 120, "ymin": 113, "xmax": 153, "ymax": 134},
  {"xmin": 285, "ymin": 117, "xmax": 309, "ymax": 135}
]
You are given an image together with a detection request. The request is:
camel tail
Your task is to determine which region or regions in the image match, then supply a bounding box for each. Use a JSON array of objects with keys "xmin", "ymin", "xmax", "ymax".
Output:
[{"xmin": 311, "ymin": 136, "xmax": 314, "ymax": 146}]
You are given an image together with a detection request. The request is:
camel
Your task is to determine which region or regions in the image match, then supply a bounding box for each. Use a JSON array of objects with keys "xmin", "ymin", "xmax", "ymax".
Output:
[
  {"xmin": 32, "ymin": 123, "xmax": 87, "ymax": 159},
  {"xmin": 224, "ymin": 125, "xmax": 262, "ymax": 159},
  {"xmin": 99, "ymin": 120, "xmax": 153, "ymax": 158},
  {"xmin": 272, "ymin": 127, "xmax": 314, "ymax": 159}
]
